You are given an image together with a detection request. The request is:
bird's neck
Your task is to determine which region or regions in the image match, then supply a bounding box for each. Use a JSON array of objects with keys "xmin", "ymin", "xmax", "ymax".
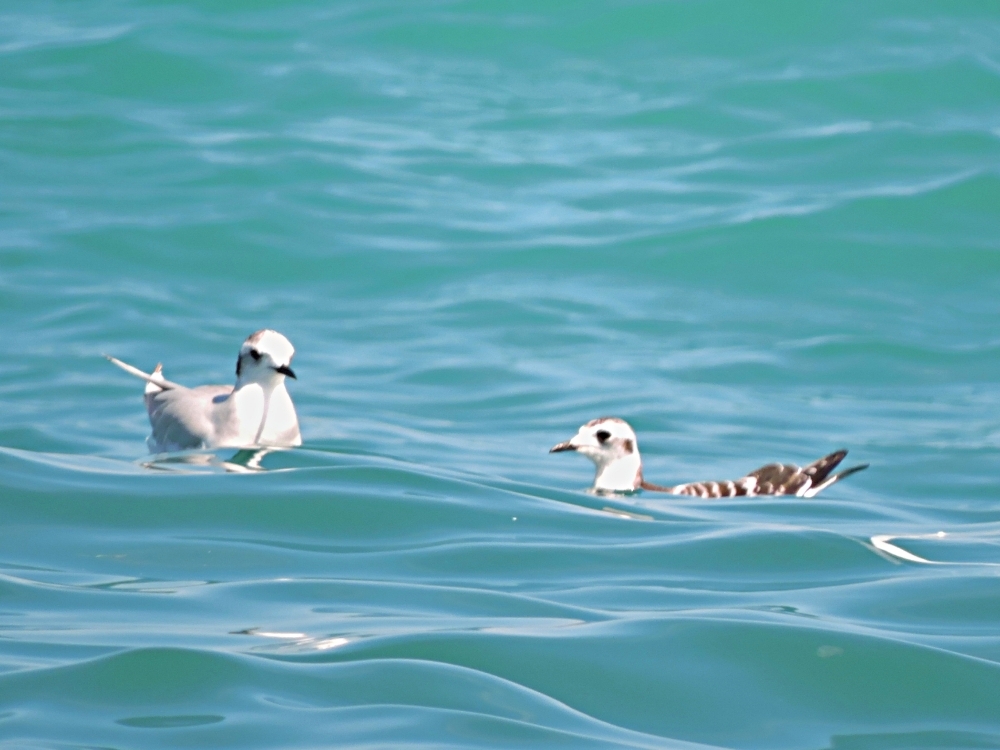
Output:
[
  {"xmin": 594, "ymin": 453, "xmax": 643, "ymax": 492},
  {"xmin": 234, "ymin": 373, "xmax": 282, "ymax": 394}
]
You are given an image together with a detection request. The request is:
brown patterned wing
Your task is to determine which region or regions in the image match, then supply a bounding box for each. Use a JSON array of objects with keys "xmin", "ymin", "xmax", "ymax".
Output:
[
  {"xmin": 641, "ymin": 450, "xmax": 864, "ymax": 499},
  {"xmin": 746, "ymin": 462, "xmax": 811, "ymax": 496},
  {"xmin": 663, "ymin": 476, "xmax": 761, "ymax": 498},
  {"xmin": 662, "ymin": 465, "xmax": 808, "ymax": 498}
]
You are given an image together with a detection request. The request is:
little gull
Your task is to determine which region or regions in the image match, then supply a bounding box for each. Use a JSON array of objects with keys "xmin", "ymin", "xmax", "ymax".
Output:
[
  {"xmin": 107, "ymin": 329, "xmax": 301, "ymax": 453},
  {"xmin": 550, "ymin": 417, "xmax": 867, "ymax": 497}
]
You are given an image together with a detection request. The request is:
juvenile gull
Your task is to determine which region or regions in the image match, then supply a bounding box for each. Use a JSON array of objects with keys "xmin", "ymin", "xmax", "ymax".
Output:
[
  {"xmin": 550, "ymin": 417, "xmax": 867, "ymax": 497},
  {"xmin": 107, "ymin": 329, "xmax": 301, "ymax": 453}
]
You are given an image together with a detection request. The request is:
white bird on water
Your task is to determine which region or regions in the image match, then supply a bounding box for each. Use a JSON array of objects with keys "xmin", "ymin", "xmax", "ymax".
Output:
[
  {"xmin": 107, "ymin": 329, "xmax": 302, "ymax": 453},
  {"xmin": 550, "ymin": 417, "xmax": 867, "ymax": 497}
]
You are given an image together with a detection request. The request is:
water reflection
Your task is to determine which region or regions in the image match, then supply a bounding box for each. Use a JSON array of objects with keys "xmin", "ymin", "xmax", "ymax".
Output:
[{"xmin": 140, "ymin": 447, "xmax": 279, "ymax": 474}]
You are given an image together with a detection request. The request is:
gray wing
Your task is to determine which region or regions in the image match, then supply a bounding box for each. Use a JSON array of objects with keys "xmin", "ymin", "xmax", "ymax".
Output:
[{"xmin": 146, "ymin": 384, "xmax": 234, "ymax": 453}]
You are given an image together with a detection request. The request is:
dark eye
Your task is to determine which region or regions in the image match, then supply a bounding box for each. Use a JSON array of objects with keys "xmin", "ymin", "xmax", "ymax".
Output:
[
  {"xmin": 595, "ymin": 430, "xmax": 611, "ymax": 443},
  {"xmin": 249, "ymin": 349, "xmax": 261, "ymax": 361}
]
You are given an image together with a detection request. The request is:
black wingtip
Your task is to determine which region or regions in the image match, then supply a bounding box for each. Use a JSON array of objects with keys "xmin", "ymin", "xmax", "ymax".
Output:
[
  {"xmin": 835, "ymin": 463, "xmax": 869, "ymax": 480},
  {"xmin": 805, "ymin": 449, "xmax": 850, "ymax": 484}
]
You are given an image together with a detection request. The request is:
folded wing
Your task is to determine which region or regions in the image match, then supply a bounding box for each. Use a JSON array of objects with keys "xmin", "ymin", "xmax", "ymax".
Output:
[
  {"xmin": 642, "ymin": 450, "xmax": 868, "ymax": 498},
  {"xmin": 145, "ymin": 384, "xmax": 234, "ymax": 453}
]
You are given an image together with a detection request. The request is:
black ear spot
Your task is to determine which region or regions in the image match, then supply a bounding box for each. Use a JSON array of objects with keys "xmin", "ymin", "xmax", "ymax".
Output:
[
  {"xmin": 236, "ymin": 358, "xmax": 242, "ymax": 377},
  {"xmin": 249, "ymin": 349, "xmax": 262, "ymax": 361},
  {"xmin": 596, "ymin": 430, "xmax": 611, "ymax": 443},
  {"xmin": 622, "ymin": 438, "xmax": 634, "ymax": 454}
]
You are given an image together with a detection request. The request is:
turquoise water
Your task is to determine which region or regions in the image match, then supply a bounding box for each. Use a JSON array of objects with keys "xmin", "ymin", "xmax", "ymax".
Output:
[{"xmin": 2, "ymin": 1, "xmax": 1000, "ymax": 747}]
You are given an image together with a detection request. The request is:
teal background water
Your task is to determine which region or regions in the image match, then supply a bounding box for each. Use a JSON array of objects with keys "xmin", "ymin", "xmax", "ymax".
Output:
[{"xmin": 2, "ymin": 1, "xmax": 1000, "ymax": 748}]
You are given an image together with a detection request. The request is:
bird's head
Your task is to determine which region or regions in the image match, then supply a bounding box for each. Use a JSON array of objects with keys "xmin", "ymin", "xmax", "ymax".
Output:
[
  {"xmin": 235, "ymin": 329, "xmax": 297, "ymax": 387},
  {"xmin": 550, "ymin": 417, "xmax": 643, "ymax": 492}
]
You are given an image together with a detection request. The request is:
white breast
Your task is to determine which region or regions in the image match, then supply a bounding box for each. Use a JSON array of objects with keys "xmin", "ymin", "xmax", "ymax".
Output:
[{"xmin": 256, "ymin": 383, "xmax": 302, "ymax": 446}]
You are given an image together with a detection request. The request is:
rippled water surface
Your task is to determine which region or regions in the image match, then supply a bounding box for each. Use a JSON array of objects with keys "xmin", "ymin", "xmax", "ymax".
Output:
[{"xmin": 2, "ymin": 2, "xmax": 1000, "ymax": 748}]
